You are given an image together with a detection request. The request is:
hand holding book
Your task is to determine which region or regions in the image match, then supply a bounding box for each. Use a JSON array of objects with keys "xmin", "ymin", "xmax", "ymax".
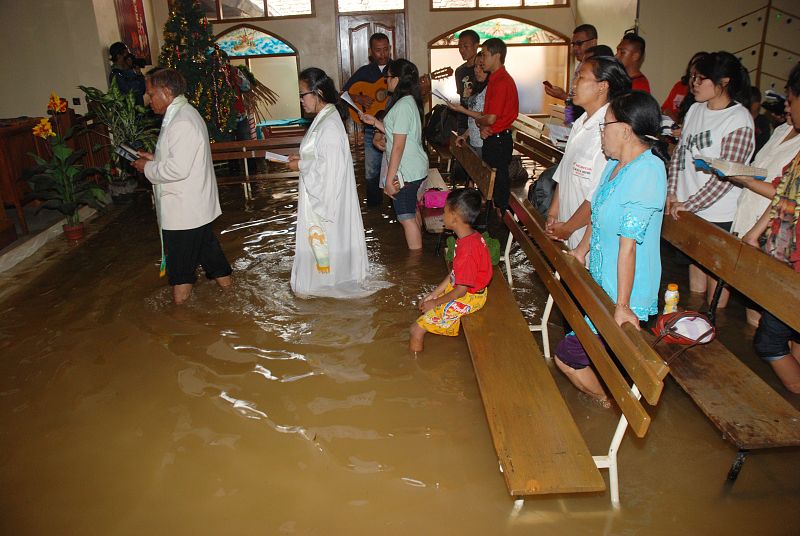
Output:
[{"xmin": 693, "ymin": 158, "xmax": 767, "ymax": 181}]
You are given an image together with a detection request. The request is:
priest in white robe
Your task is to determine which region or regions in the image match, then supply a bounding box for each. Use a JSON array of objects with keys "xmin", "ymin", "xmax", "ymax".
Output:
[{"xmin": 287, "ymin": 68, "xmax": 371, "ymax": 298}]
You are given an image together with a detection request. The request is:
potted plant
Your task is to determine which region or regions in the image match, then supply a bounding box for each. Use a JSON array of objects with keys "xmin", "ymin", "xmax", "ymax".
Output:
[
  {"xmin": 24, "ymin": 92, "xmax": 108, "ymax": 241},
  {"xmin": 80, "ymin": 78, "xmax": 159, "ymax": 200}
]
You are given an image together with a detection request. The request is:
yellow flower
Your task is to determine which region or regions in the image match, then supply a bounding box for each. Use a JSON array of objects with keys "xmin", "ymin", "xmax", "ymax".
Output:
[
  {"xmin": 32, "ymin": 118, "xmax": 55, "ymax": 139},
  {"xmin": 47, "ymin": 92, "xmax": 61, "ymax": 112}
]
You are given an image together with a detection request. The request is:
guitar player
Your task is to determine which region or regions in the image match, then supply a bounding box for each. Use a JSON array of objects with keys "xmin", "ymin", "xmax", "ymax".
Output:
[{"xmin": 342, "ymin": 32, "xmax": 392, "ymax": 207}]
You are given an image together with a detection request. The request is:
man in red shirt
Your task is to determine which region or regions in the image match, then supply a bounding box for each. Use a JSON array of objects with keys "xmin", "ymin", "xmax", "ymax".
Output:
[
  {"xmin": 476, "ymin": 38, "xmax": 519, "ymax": 210},
  {"xmin": 615, "ymin": 32, "xmax": 650, "ymax": 93}
]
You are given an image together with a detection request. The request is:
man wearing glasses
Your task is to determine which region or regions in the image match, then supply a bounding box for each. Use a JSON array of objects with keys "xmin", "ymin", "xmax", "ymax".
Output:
[{"xmin": 543, "ymin": 24, "xmax": 597, "ymax": 103}]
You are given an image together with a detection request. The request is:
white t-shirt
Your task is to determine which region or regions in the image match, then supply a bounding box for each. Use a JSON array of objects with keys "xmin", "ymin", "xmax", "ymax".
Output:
[
  {"xmin": 553, "ymin": 103, "xmax": 609, "ymax": 249},
  {"xmin": 673, "ymin": 101, "xmax": 754, "ymax": 222},
  {"xmin": 731, "ymin": 123, "xmax": 800, "ymax": 235}
]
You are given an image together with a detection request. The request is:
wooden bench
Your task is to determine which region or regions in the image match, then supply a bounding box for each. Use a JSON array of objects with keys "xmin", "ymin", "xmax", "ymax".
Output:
[
  {"xmin": 210, "ymin": 137, "xmax": 305, "ymax": 199},
  {"xmin": 449, "ymin": 133, "xmax": 668, "ymax": 509},
  {"xmin": 657, "ymin": 212, "xmax": 800, "ymax": 480}
]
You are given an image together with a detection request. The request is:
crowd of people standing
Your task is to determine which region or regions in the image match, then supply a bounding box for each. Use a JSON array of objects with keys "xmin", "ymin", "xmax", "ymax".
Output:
[{"xmin": 119, "ymin": 21, "xmax": 800, "ymax": 396}]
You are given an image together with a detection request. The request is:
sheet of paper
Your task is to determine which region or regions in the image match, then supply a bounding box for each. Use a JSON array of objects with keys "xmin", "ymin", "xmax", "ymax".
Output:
[
  {"xmin": 340, "ymin": 91, "xmax": 360, "ymax": 112},
  {"xmin": 431, "ymin": 89, "xmax": 452, "ymax": 105},
  {"xmin": 547, "ymin": 124, "xmax": 571, "ymax": 142},
  {"xmin": 263, "ymin": 150, "xmax": 290, "ymax": 163}
]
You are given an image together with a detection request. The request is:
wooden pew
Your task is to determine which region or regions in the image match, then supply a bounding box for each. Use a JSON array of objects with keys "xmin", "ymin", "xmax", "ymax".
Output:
[
  {"xmin": 210, "ymin": 136, "xmax": 305, "ymax": 198},
  {"xmin": 658, "ymin": 212, "xmax": 800, "ymax": 480},
  {"xmin": 502, "ymin": 193, "xmax": 669, "ymax": 507},
  {"xmin": 448, "ymin": 130, "xmax": 667, "ymax": 508},
  {"xmin": 451, "ymin": 141, "xmax": 606, "ymax": 504}
]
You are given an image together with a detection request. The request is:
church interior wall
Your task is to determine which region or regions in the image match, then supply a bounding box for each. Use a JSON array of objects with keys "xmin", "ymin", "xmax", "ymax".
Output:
[{"xmin": 0, "ymin": 0, "xmax": 797, "ymax": 120}]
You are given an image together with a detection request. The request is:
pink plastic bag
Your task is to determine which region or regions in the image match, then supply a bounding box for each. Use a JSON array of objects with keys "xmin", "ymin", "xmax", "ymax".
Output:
[{"xmin": 421, "ymin": 189, "xmax": 449, "ymax": 209}]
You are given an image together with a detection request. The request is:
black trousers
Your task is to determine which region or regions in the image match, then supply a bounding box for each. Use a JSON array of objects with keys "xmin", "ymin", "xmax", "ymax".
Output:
[{"xmin": 481, "ymin": 131, "xmax": 513, "ymax": 210}]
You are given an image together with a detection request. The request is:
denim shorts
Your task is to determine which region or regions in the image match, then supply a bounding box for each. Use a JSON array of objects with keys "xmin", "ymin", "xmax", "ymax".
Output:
[
  {"xmin": 754, "ymin": 310, "xmax": 800, "ymax": 361},
  {"xmin": 393, "ymin": 179, "xmax": 423, "ymax": 221}
]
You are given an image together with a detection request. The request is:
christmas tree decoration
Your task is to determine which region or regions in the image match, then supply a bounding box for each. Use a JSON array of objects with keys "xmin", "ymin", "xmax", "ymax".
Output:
[{"xmin": 158, "ymin": 0, "xmax": 236, "ymax": 141}]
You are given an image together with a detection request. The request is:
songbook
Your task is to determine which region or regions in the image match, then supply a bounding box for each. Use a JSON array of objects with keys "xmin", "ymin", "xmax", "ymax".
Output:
[
  {"xmin": 339, "ymin": 91, "xmax": 361, "ymax": 113},
  {"xmin": 114, "ymin": 143, "xmax": 140, "ymax": 162},
  {"xmin": 431, "ymin": 89, "xmax": 453, "ymax": 105},
  {"xmin": 693, "ymin": 158, "xmax": 767, "ymax": 180},
  {"xmin": 263, "ymin": 150, "xmax": 290, "ymax": 163}
]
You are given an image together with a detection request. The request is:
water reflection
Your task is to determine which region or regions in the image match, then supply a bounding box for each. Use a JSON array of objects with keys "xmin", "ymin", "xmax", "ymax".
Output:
[{"xmin": 0, "ymin": 172, "xmax": 798, "ymax": 534}]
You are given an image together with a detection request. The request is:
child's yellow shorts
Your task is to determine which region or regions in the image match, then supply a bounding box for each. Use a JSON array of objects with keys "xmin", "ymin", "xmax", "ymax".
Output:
[{"xmin": 416, "ymin": 282, "xmax": 488, "ymax": 337}]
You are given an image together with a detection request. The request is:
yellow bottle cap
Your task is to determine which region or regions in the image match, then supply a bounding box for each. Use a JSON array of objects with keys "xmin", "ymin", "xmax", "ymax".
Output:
[{"xmin": 667, "ymin": 283, "xmax": 678, "ymax": 291}]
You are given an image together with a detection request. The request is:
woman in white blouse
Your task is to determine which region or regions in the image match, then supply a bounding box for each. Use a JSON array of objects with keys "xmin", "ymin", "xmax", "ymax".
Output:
[{"xmin": 545, "ymin": 56, "xmax": 632, "ymax": 249}]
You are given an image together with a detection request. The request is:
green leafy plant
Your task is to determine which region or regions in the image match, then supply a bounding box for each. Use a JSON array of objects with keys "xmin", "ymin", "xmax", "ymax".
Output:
[
  {"xmin": 24, "ymin": 92, "xmax": 107, "ymax": 225},
  {"xmin": 79, "ymin": 78, "xmax": 159, "ymax": 183}
]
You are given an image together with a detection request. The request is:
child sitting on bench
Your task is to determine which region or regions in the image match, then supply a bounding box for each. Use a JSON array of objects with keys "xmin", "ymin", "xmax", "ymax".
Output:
[{"xmin": 410, "ymin": 188, "xmax": 493, "ymax": 353}]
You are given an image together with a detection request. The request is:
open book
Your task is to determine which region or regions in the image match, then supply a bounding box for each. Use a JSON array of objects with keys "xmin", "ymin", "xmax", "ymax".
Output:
[
  {"xmin": 693, "ymin": 158, "xmax": 767, "ymax": 181},
  {"xmin": 263, "ymin": 150, "xmax": 290, "ymax": 163},
  {"xmin": 114, "ymin": 143, "xmax": 140, "ymax": 163}
]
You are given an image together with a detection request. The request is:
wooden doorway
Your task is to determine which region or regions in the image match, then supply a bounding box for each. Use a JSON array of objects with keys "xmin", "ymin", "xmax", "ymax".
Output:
[{"xmin": 337, "ymin": 12, "xmax": 407, "ymax": 88}]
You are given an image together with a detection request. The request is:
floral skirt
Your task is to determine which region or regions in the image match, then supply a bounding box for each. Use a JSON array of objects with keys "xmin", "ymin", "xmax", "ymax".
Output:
[{"xmin": 416, "ymin": 282, "xmax": 487, "ymax": 337}]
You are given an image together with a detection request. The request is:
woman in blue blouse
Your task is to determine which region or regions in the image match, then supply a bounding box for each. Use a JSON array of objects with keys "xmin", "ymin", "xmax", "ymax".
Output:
[{"xmin": 555, "ymin": 91, "xmax": 668, "ymax": 407}]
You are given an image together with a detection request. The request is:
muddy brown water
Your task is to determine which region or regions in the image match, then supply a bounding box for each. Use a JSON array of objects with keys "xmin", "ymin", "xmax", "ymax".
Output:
[{"xmin": 1, "ymin": 172, "xmax": 799, "ymax": 535}]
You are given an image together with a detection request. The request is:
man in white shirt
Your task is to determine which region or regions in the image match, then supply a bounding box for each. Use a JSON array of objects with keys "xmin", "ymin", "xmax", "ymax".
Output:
[{"xmin": 133, "ymin": 68, "xmax": 232, "ymax": 305}]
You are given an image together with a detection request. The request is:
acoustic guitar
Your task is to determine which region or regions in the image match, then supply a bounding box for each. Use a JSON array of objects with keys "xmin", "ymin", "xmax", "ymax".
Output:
[{"xmin": 347, "ymin": 66, "xmax": 454, "ymax": 124}]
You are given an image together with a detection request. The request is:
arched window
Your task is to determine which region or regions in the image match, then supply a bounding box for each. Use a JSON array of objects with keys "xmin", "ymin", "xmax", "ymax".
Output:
[
  {"xmin": 216, "ymin": 26, "xmax": 301, "ymax": 120},
  {"xmin": 429, "ymin": 17, "xmax": 569, "ymax": 115}
]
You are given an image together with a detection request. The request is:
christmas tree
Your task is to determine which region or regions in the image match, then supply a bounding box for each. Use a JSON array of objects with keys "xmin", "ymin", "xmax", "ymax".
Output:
[{"xmin": 158, "ymin": 0, "xmax": 236, "ymax": 141}]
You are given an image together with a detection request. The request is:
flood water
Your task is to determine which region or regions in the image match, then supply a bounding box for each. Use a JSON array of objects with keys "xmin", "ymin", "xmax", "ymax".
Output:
[{"xmin": 1, "ymin": 159, "xmax": 799, "ymax": 534}]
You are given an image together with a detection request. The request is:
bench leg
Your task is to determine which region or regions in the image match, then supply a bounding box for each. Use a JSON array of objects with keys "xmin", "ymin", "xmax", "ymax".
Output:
[
  {"xmin": 511, "ymin": 497, "xmax": 524, "ymax": 517},
  {"xmin": 592, "ymin": 384, "xmax": 640, "ymax": 509},
  {"xmin": 727, "ymin": 449, "xmax": 748, "ymax": 482},
  {"xmin": 504, "ymin": 230, "xmax": 514, "ymax": 286},
  {"xmin": 530, "ymin": 273, "xmax": 558, "ymax": 360}
]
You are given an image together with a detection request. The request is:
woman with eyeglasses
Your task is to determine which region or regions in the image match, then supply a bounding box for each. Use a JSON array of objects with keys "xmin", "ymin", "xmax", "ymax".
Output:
[
  {"xmin": 545, "ymin": 56, "xmax": 632, "ymax": 250},
  {"xmin": 361, "ymin": 59, "xmax": 429, "ymax": 250},
  {"xmin": 667, "ymin": 52, "xmax": 755, "ymax": 308},
  {"xmin": 556, "ymin": 91, "xmax": 668, "ymax": 408},
  {"xmin": 286, "ymin": 68, "xmax": 371, "ymax": 298}
]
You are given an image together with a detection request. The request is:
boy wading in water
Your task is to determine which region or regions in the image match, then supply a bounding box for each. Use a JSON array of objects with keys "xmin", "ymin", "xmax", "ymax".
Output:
[{"xmin": 410, "ymin": 189, "xmax": 493, "ymax": 352}]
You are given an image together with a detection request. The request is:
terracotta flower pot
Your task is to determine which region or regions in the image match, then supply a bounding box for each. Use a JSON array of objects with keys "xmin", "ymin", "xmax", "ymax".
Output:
[{"xmin": 63, "ymin": 222, "xmax": 85, "ymax": 241}]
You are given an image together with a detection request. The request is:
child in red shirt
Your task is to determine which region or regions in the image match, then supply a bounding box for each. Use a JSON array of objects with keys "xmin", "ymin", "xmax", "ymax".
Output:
[{"xmin": 410, "ymin": 189, "xmax": 493, "ymax": 352}]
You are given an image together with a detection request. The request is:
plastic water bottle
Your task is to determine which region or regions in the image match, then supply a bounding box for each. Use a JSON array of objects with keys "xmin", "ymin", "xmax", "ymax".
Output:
[{"xmin": 663, "ymin": 283, "xmax": 680, "ymax": 314}]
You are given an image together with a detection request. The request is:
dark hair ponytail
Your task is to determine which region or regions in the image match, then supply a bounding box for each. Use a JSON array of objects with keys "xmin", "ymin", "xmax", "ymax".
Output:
[
  {"xmin": 585, "ymin": 56, "xmax": 632, "ymax": 101},
  {"xmin": 694, "ymin": 51, "xmax": 752, "ymax": 108},
  {"xmin": 299, "ymin": 67, "xmax": 347, "ymax": 120},
  {"xmin": 609, "ymin": 90, "xmax": 669, "ymax": 164},
  {"xmin": 385, "ymin": 58, "xmax": 423, "ymax": 122}
]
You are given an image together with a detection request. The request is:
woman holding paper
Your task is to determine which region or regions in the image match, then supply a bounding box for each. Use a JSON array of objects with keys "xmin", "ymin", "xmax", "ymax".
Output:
[
  {"xmin": 361, "ymin": 59, "xmax": 429, "ymax": 250},
  {"xmin": 286, "ymin": 68, "xmax": 370, "ymax": 298}
]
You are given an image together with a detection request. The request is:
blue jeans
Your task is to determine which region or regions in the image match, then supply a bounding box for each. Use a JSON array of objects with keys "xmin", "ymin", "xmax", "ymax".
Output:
[{"xmin": 363, "ymin": 126, "xmax": 383, "ymax": 206}]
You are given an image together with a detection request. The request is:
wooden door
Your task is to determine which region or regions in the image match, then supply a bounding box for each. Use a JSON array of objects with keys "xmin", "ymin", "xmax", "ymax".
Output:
[{"xmin": 337, "ymin": 13, "xmax": 407, "ymax": 88}]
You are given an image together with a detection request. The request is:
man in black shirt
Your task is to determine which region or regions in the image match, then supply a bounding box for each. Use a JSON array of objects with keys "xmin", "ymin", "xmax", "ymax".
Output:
[
  {"xmin": 108, "ymin": 42, "xmax": 146, "ymax": 106},
  {"xmin": 453, "ymin": 30, "xmax": 485, "ymax": 135},
  {"xmin": 343, "ymin": 33, "xmax": 392, "ymax": 206}
]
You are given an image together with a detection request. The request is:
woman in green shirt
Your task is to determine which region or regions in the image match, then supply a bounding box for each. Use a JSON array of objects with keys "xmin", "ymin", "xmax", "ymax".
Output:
[{"xmin": 362, "ymin": 59, "xmax": 429, "ymax": 250}]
